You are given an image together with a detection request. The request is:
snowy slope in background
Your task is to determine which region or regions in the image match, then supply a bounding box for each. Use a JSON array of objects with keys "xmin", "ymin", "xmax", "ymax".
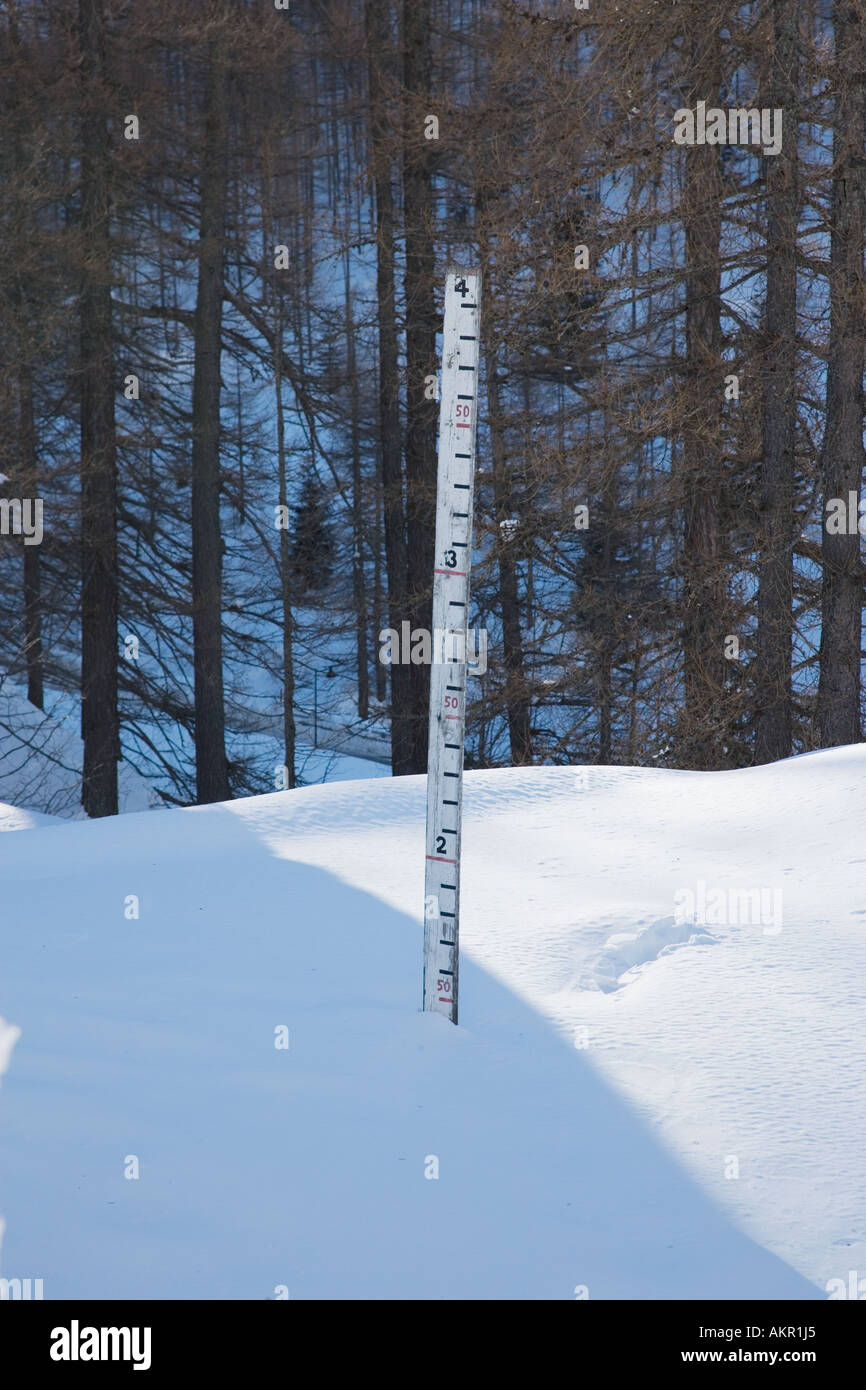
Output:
[
  {"xmin": 1, "ymin": 748, "xmax": 863, "ymax": 1298},
  {"xmin": 0, "ymin": 683, "xmax": 160, "ymax": 819},
  {"xmin": 0, "ymin": 802, "xmax": 63, "ymax": 833}
]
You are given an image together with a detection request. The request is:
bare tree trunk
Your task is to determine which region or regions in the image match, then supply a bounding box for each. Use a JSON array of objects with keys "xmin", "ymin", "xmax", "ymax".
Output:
[
  {"xmin": 7, "ymin": 7, "xmax": 44, "ymax": 713},
  {"xmin": 482, "ymin": 304, "xmax": 532, "ymax": 763},
  {"xmin": 366, "ymin": 0, "xmax": 412, "ymax": 773},
  {"xmin": 191, "ymin": 29, "xmax": 230, "ymax": 804},
  {"xmin": 817, "ymin": 0, "xmax": 865, "ymax": 749},
  {"xmin": 598, "ymin": 463, "xmax": 616, "ymax": 765},
  {"xmin": 78, "ymin": 0, "xmax": 118, "ymax": 816},
  {"xmin": 19, "ymin": 365, "xmax": 43, "ymax": 710},
  {"xmin": 755, "ymin": 0, "xmax": 798, "ymax": 764},
  {"xmin": 678, "ymin": 20, "xmax": 726, "ymax": 770},
  {"xmin": 374, "ymin": 462, "xmax": 387, "ymax": 703},
  {"xmin": 344, "ymin": 251, "xmax": 370, "ymax": 719},
  {"xmin": 275, "ymin": 304, "xmax": 296, "ymax": 788},
  {"xmin": 402, "ymin": 0, "xmax": 438, "ymax": 772}
]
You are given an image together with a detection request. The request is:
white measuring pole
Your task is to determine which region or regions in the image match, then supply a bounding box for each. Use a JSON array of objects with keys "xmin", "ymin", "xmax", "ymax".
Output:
[{"xmin": 423, "ymin": 268, "xmax": 482, "ymax": 1025}]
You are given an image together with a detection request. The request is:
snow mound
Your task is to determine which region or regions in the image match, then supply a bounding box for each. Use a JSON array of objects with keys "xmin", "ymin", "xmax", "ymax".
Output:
[
  {"xmin": 0, "ymin": 801, "xmax": 63, "ymax": 833},
  {"xmin": 579, "ymin": 915, "xmax": 718, "ymax": 993},
  {"xmin": 0, "ymin": 1016, "xmax": 20, "ymax": 1085},
  {"xmin": 3, "ymin": 747, "xmax": 865, "ymax": 1297}
]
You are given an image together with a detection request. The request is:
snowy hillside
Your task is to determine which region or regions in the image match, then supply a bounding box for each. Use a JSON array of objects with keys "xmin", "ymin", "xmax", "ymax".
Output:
[
  {"xmin": 2, "ymin": 748, "xmax": 864, "ymax": 1298},
  {"xmin": 0, "ymin": 683, "xmax": 160, "ymax": 819}
]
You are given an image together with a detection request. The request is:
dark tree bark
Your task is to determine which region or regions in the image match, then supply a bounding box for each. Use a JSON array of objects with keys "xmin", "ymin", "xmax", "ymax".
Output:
[
  {"xmin": 373, "ymin": 462, "xmax": 387, "ymax": 703},
  {"xmin": 755, "ymin": 0, "xmax": 798, "ymax": 764},
  {"xmin": 402, "ymin": 0, "xmax": 438, "ymax": 773},
  {"xmin": 598, "ymin": 466, "xmax": 617, "ymax": 765},
  {"xmin": 6, "ymin": 7, "xmax": 44, "ymax": 713},
  {"xmin": 482, "ymin": 304, "xmax": 532, "ymax": 764},
  {"xmin": 344, "ymin": 251, "xmax": 370, "ymax": 720},
  {"xmin": 191, "ymin": 29, "xmax": 230, "ymax": 804},
  {"xmin": 19, "ymin": 365, "xmax": 43, "ymax": 710},
  {"xmin": 817, "ymin": 0, "xmax": 865, "ymax": 749},
  {"xmin": 678, "ymin": 17, "xmax": 726, "ymax": 769},
  {"xmin": 78, "ymin": 0, "xmax": 119, "ymax": 816},
  {"xmin": 274, "ymin": 304, "xmax": 296, "ymax": 789},
  {"xmin": 366, "ymin": 0, "xmax": 412, "ymax": 773}
]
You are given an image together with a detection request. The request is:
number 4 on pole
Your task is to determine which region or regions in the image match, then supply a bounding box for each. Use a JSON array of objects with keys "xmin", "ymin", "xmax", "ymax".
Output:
[{"xmin": 422, "ymin": 268, "xmax": 482, "ymax": 1025}]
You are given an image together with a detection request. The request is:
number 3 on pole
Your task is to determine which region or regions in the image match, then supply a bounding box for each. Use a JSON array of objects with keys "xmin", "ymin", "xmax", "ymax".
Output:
[{"xmin": 422, "ymin": 268, "xmax": 482, "ymax": 1025}]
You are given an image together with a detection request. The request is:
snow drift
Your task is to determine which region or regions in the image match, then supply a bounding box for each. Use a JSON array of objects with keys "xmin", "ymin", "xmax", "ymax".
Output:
[{"xmin": 2, "ymin": 747, "xmax": 864, "ymax": 1298}]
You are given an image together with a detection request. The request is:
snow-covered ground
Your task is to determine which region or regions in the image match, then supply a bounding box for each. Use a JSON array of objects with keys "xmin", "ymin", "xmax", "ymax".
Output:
[
  {"xmin": 2, "ymin": 747, "xmax": 864, "ymax": 1299},
  {"xmin": 0, "ymin": 682, "xmax": 160, "ymax": 818}
]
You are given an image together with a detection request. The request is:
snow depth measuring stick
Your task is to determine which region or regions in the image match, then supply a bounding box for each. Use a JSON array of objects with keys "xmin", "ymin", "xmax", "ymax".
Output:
[{"xmin": 422, "ymin": 267, "xmax": 482, "ymax": 1025}]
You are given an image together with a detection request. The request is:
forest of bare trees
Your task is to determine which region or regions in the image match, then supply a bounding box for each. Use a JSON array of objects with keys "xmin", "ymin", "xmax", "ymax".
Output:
[{"xmin": 0, "ymin": 0, "xmax": 863, "ymax": 814}]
